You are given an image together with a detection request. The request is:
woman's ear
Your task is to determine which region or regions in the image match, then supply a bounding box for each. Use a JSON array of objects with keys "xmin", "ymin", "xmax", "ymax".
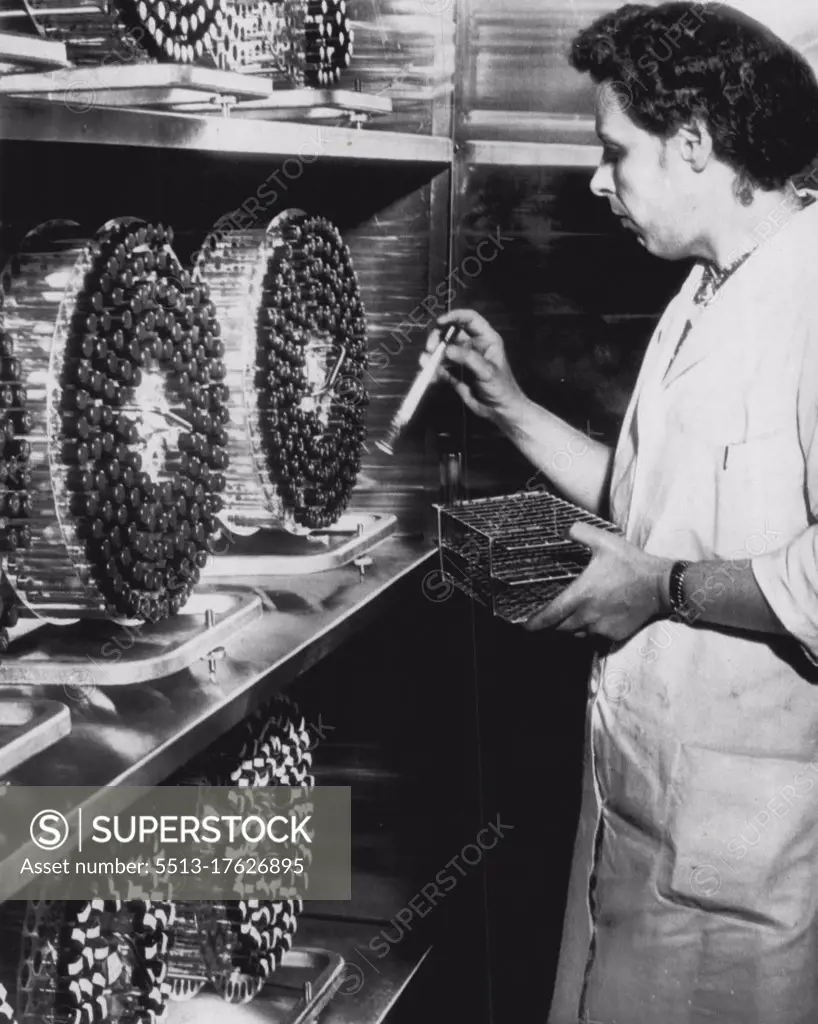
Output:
[{"xmin": 675, "ymin": 118, "xmax": 714, "ymax": 173}]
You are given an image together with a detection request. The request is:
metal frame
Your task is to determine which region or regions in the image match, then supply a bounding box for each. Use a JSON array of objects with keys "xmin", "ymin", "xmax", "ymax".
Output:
[
  {"xmin": 0, "ymin": 95, "xmax": 454, "ymax": 162},
  {"xmin": 0, "ymin": 589, "xmax": 263, "ymax": 686},
  {"xmin": 201, "ymin": 513, "xmax": 397, "ymax": 577},
  {"xmin": 463, "ymin": 139, "xmax": 602, "ymax": 167},
  {"xmin": 0, "ymin": 699, "xmax": 71, "ymax": 775},
  {"xmin": 0, "ymin": 29, "xmax": 68, "ymax": 69}
]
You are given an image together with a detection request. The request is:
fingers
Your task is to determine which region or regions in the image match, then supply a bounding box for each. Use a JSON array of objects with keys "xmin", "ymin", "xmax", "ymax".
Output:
[
  {"xmin": 425, "ymin": 323, "xmax": 470, "ymax": 355},
  {"xmin": 425, "ymin": 325, "xmax": 444, "ymax": 355},
  {"xmin": 568, "ymin": 521, "xmax": 617, "ymax": 551},
  {"xmin": 420, "ymin": 340, "xmax": 494, "ymax": 384},
  {"xmin": 524, "ymin": 580, "xmax": 585, "ymax": 631},
  {"xmin": 426, "ymin": 309, "xmax": 498, "ymax": 355},
  {"xmin": 443, "ymin": 344, "xmax": 495, "ymax": 383},
  {"xmin": 436, "ymin": 309, "xmax": 492, "ymax": 337}
]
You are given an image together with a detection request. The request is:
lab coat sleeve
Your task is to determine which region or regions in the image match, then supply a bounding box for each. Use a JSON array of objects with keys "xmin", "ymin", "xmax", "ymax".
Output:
[{"xmin": 752, "ymin": 317, "xmax": 818, "ymax": 662}]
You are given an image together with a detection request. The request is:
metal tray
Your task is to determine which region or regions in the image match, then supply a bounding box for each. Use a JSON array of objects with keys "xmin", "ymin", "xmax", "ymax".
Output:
[
  {"xmin": 0, "ymin": 63, "xmax": 273, "ymax": 106},
  {"xmin": 202, "ymin": 512, "xmax": 396, "ymax": 577},
  {"xmin": 0, "ymin": 698, "xmax": 71, "ymax": 774},
  {"xmin": 171, "ymin": 88, "xmax": 392, "ymax": 120},
  {"xmin": 168, "ymin": 947, "xmax": 345, "ymax": 1024},
  {"xmin": 0, "ymin": 29, "xmax": 69, "ymax": 71},
  {"xmin": 0, "ymin": 589, "xmax": 262, "ymax": 687}
]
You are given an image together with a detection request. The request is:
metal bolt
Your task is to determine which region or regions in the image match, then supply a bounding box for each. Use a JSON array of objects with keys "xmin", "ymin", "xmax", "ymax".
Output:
[
  {"xmin": 204, "ymin": 607, "xmax": 225, "ymax": 679},
  {"xmin": 352, "ymin": 555, "xmax": 372, "ymax": 582}
]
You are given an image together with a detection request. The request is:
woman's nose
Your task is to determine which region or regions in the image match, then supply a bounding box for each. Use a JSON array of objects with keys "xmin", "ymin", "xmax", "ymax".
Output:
[{"xmin": 590, "ymin": 162, "xmax": 613, "ymax": 198}]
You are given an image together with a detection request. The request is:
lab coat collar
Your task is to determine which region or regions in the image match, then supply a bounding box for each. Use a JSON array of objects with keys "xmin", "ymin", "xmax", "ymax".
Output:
[{"xmin": 661, "ymin": 193, "xmax": 818, "ymax": 391}]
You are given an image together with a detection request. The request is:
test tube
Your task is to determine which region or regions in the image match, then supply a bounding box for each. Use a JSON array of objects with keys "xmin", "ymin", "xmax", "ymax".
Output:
[{"xmin": 375, "ymin": 324, "xmax": 457, "ymax": 455}]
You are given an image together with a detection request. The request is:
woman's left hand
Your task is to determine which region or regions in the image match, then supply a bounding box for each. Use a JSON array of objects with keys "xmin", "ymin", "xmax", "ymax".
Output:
[{"xmin": 525, "ymin": 522, "xmax": 674, "ymax": 642}]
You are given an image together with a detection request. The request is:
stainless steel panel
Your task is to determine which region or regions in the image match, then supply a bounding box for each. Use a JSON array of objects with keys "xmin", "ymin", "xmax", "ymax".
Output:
[
  {"xmin": 175, "ymin": 87, "xmax": 393, "ymax": 117},
  {"xmin": 168, "ymin": 947, "xmax": 346, "ymax": 1024},
  {"xmin": 464, "ymin": 138, "xmax": 601, "ymax": 167},
  {"xmin": 0, "ymin": 538, "xmax": 434, "ymax": 790},
  {"xmin": 0, "ymin": 590, "xmax": 263, "ymax": 686},
  {"xmin": 458, "ymin": 0, "xmax": 614, "ymax": 144},
  {"xmin": 201, "ymin": 513, "xmax": 397, "ymax": 577},
  {"xmin": 0, "ymin": 698, "xmax": 70, "ymax": 773},
  {"xmin": 0, "ymin": 27, "xmax": 67, "ymax": 68},
  {"xmin": 344, "ymin": 180, "xmax": 451, "ymax": 534},
  {"xmin": 0, "ymin": 63, "xmax": 274, "ymax": 98},
  {"xmin": 457, "ymin": 0, "xmax": 818, "ymax": 144},
  {"xmin": 344, "ymin": 0, "xmax": 455, "ymax": 137},
  {"xmin": 448, "ymin": 161, "xmax": 689, "ymax": 496},
  {"xmin": 0, "ymin": 95, "xmax": 454, "ymax": 161}
]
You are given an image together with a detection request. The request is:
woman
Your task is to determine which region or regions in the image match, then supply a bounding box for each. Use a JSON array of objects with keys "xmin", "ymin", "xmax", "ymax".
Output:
[{"xmin": 426, "ymin": 4, "xmax": 818, "ymax": 1022}]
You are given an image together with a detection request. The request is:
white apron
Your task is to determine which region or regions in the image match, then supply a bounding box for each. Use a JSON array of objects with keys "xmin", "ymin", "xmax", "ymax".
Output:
[{"xmin": 548, "ymin": 195, "xmax": 818, "ymax": 1024}]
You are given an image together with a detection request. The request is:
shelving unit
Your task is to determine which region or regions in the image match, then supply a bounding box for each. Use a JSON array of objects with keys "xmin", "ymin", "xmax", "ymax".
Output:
[
  {"xmin": 0, "ymin": 95, "xmax": 455, "ymax": 163},
  {"xmin": 0, "ymin": 0, "xmax": 460, "ymax": 1019}
]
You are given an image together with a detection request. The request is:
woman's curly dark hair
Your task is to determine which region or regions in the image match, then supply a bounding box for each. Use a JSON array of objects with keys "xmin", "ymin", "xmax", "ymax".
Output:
[{"xmin": 570, "ymin": 2, "xmax": 818, "ymax": 190}]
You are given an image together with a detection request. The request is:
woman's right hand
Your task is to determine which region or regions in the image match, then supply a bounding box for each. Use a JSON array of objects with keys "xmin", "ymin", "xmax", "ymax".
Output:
[{"xmin": 423, "ymin": 309, "xmax": 526, "ymax": 423}]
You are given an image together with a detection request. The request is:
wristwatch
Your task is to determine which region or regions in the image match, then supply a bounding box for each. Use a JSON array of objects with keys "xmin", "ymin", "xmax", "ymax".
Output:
[{"xmin": 668, "ymin": 560, "xmax": 692, "ymax": 620}]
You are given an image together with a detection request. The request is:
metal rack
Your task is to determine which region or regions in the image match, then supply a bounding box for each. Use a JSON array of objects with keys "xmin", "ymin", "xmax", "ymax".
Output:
[
  {"xmin": 436, "ymin": 491, "xmax": 619, "ymax": 624},
  {"xmin": 0, "ymin": 2, "xmax": 456, "ymax": 1020}
]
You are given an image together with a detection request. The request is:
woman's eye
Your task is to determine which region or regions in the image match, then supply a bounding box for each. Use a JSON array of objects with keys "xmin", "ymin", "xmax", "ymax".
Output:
[{"xmin": 602, "ymin": 147, "xmax": 621, "ymax": 164}]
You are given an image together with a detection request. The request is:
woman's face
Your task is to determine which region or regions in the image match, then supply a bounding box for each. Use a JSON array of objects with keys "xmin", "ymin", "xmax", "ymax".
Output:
[{"xmin": 590, "ymin": 83, "xmax": 697, "ymax": 260}]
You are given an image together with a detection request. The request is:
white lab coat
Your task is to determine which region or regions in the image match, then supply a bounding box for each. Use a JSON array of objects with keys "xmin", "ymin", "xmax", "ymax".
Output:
[{"xmin": 548, "ymin": 194, "xmax": 818, "ymax": 1024}]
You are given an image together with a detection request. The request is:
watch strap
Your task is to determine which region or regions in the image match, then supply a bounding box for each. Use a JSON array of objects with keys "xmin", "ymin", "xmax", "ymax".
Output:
[{"xmin": 668, "ymin": 560, "xmax": 692, "ymax": 619}]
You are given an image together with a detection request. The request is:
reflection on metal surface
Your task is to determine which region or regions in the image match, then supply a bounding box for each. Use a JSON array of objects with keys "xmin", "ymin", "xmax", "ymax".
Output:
[
  {"xmin": 342, "ymin": 0, "xmax": 455, "ymax": 135},
  {"xmin": 459, "ymin": 2, "xmax": 611, "ymax": 140},
  {"xmin": 172, "ymin": 86, "xmax": 391, "ymax": 119},
  {"xmin": 340, "ymin": 188, "xmax": 444, "ymax": 535},
  {"xmin": 0, "ymin": 699, "xmax": 70, "ymax": 774},
  {"xmin": 0, "ymin": 63, "xmax": 274, "ymax": 104},
  {"xmin": 0, "ymin": 539, "xmax": 431, "ymax": 777},
  {"xmin": 0, "ymin": 95, "xmax": 454, "ymax": 160},
  {"xmin": 464, "ymin": 139, "xmax": 602, "ymax": 167},
  {"xmin": 26, "ymin": 0, "xmax": 152, "ymax": 66},
  {"xmin": 166, "ymin": 948, "xmax": 352, "ymax": 1024},
  {"xmin": 0, "ymin": 588, "xmax": 263, "ymax": 686},
  {"xmin": 449, "ymin": 160, "xmax": 688, "ymax": 496},
  {"xmin": 0, "ymin": 28, "xmax": 68, "ymax": 69},
  {"xmin": 202, "ymin": 511, "xmax": 396, "ymax": 575},
  {"xmin": 461, "ymin": 109, "xmax": 600, "ymax": 146}
]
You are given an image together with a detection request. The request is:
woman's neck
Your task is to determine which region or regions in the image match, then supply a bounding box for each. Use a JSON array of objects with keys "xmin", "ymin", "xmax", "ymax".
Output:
[{"xmin": 701, "ymin": 181, "xmax": 806, "ymax": 271}]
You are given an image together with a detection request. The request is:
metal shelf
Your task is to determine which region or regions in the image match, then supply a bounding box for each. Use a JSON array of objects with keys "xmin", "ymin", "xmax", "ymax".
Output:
[
  {"xmin": 0, "ymin": 29, "xmax": 69, "ymax": 70},
  {"xmin": 0, "ymin": 63, "xmax": 274, "ymax": 105},
  {"xmin": 0, "ymin": 95, "xmax": 454, "ymax": 164},
  {"xmin": 0, "ymin": 538, "xmax": 436, "ymax": 902},
  {"xmin": 463, "ymin": 139, "xmax": 601, "ymax": 168},
  {"xmin": 294, "ymin": 917, "xmax": 431, "ymax": 1024}
]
